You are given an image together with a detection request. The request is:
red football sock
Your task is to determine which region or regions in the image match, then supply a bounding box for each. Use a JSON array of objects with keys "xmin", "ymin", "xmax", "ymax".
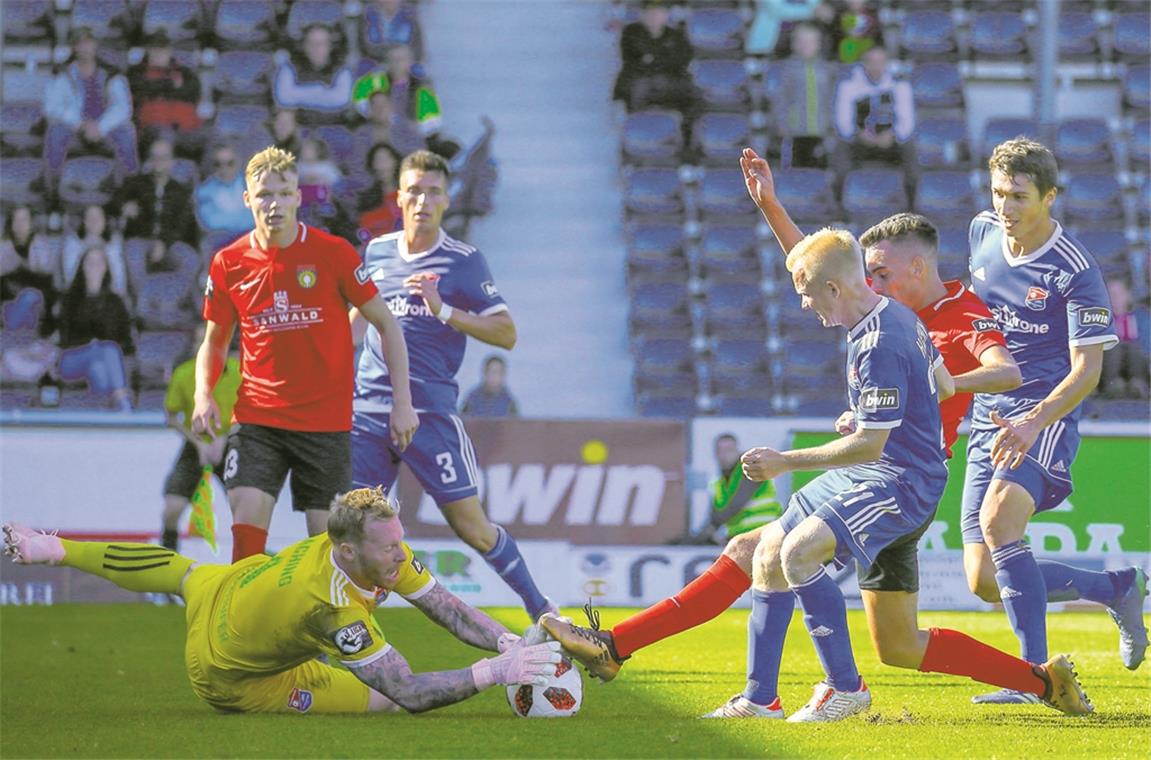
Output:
[
  {"xmin": 918, "ymin": 627, "xmax": 1047, "ymax": 697},
  {"xmin": 231, "ymin": 524, "xmax": 268, "ymax": 562},
  {"xmin": 611, "ymin": 554, "xmax": 750, "ymax": 658}
]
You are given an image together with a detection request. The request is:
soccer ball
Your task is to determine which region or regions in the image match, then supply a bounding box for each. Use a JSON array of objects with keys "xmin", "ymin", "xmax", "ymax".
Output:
[{"xmin": 506, "ymin": 655, "xmax": 583, "ymax": 718}]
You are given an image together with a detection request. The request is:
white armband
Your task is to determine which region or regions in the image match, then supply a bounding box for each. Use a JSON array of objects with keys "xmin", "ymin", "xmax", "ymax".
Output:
[{"xmin": 436, "ymin": 303, "xmax": 455, "ymax": 323}]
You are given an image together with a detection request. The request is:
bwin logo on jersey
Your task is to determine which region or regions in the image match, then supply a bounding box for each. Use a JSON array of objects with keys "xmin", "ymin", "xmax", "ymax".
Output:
[
  {"xmin": 1078, "ymin": 307, "xmax": 1111, "ymax": 327},
  {"xmin": 858, "ymin": 387, "xmax": 900, "ymax": 413},
  {"xmin": 972, "ymin": 318, "xmax": 999, "ymax": 333},
  {"xmin": 385, "ymin": 294, "xmax": 433, "ymax": 318}
]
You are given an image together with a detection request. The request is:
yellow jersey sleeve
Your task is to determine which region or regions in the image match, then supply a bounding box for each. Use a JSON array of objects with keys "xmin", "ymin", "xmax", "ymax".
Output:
[
  {"xmin": 391, "ymin": 542, "xmax": 436, "ymax": 600},
  {"xmin": 322, "ymin": 606, "xmax": 390, "ymax": 668}
]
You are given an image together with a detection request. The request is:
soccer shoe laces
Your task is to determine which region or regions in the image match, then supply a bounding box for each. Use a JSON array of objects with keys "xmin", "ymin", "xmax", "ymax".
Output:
[{"xmin": 582, "ymin": 600, "xmax": 602, "ymax": 631}]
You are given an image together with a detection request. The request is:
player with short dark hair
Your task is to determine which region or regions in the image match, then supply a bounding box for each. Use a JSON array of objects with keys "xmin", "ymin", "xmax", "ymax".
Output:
[
  {"xmin": 961, "ymin": 138, "xmax": 1148, "ymax": 704},
  {"xmin": 193, "ymin": 146, "xmax": 419, "ymax": 561},
  {"xmin": 2, "ymin": 489, "xmax": 561, "ymax": 714},
  {"xmin": 352, "ymin": 149, "xmax": 554, "ymax": 621}
]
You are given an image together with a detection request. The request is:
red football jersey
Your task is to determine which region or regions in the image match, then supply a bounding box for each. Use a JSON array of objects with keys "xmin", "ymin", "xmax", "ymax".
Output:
[
  {"xmin": 917, "ymin": 280, "xmax": 1008, "ymax": 456},
  {"xmin": 203, "ymin": 223, "xmax": 378, "ymax": 432}
]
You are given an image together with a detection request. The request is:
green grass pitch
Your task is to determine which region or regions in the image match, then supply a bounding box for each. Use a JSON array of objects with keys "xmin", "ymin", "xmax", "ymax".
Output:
[{"xmin": 2, "ymin": 605, "xmax": 1148, "ymax": 758}]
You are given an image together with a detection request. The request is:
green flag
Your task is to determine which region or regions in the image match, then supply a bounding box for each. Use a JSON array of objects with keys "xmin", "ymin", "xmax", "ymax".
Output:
[{"xmin": 189, "ymin": 466, "xmax": 218, "ymax": 555}]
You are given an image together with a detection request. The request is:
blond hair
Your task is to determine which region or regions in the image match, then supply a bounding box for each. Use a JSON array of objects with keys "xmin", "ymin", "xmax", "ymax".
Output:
[
  {"xmin": 327, "ymin": 486, "xmax": 400, "ymax": 545},
  {"xmin": 786, "ymin": 227, "xmax": 864, "ymax": 286},
  {"xmin": 245, "ymin": 145, "xmax": 297, "ymax": 185}
]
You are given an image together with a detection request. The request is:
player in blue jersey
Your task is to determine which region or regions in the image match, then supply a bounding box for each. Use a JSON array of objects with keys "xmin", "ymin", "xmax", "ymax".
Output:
[
  {"xmin": 963, "ymin": 137, "xmax": 1148, "ymax": 705},
  {"xmin": 351, "ymin": 150, "xmax": 555, "ymax": 622}
]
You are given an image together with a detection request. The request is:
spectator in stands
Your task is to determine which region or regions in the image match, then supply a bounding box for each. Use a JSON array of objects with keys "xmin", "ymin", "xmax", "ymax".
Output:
[
  {"xmin": 114, "ymin": 138, "xmax": 199, "ymax": 274},
  {"xmin": 269, "ymin": 108, "xmax": 304, "ymax": 157},
  {"xmin": 0, "ymin": 205, "xmax": 59, "ymax": 336},
  {"xmin": 831, "ymin": 0, "xmax": 884, "ymax": 64},
  {"xmin": 775, "ymin": 23, "xmax": 835, "ymax": 169},
  {"xmin": 57, "ymin": 245, "xmax": 136, "ymax": 410},
  {"xmin": 273, "ymin": 23, "xmax": 355, "ymax": 127},
  {"xmin": 1098, "ymin": 278, "xmax": 1150, "ymax": 400},
  {"xmin": 612, "ymin": 0, "xmax": 696, "ymax": 119},
  {"xmin": 833, "ymin": 44, "xmax": 915, "ymax": 182},
  {"xmin": 745, "ymin": 0, "xmax": 832, "ymax": 58},
  {"xmin": 461, "ymin": 355, "xmax": 520, "ymax": 417},
  {"xmin": 195, "ymin": 144, "xmax": 250, "ymax": 255},
  {"xmin": 296, "ymin": 137, "xmax": 355, "ymax": 242},
  {"xmin": 44, "ymin": 27, "xmax": 139, "ymax": 191},
  {"xmin": 62, "ymin": 203, "xmax": 128, "ymax": 298},
  {"xmin": 360, "ymin": 0, "xmax": 424, "ymax": 64},
  {"xmin": 356, "ymin": 141, "xmax": 403, "ymax": 241},
  {"xmin": 355, "ymin": 90, "xmax": 426, "ymax": 158},
  {"xmin": 354, "ymin": 44, "xmax": 446, "ymax": 147},
  {"xmin": 126, "ymin": 28, "xmax": 204, "ymax": 159}
]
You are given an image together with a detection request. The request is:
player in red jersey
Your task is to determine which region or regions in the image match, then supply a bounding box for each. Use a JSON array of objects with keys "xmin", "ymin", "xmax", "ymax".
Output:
[
  {"xmin": 192, "ymin": 146, "xmax": 419, "ymax": 561},
  {"xmin": 545, "ymin": 151, "xmax": 1090, "ymax": 719}
]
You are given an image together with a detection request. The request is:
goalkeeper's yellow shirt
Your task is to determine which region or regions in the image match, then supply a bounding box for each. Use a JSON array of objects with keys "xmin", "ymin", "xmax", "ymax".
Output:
[{"xmin": 201, "ymin": 533, "xmax": 434, "ymax": 674}]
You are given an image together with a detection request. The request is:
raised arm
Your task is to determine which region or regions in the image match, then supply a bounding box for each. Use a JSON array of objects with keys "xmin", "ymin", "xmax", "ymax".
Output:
[{"xmin": 739, "ymin": 148, "xmax": 805, "ymax": 254}]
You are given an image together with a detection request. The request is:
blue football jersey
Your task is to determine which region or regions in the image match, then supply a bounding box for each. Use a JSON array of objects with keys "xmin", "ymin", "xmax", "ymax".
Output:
[
  {"xmin": 846, "ymin": 297, "xmax": 949, "ymax": 493},
  {"xmin": 968, "ymin": 213, "xmax": 1117, "ymax": 429},
  {"xmin": 355, "ymin": 230, "xmax": 507, "ymax": 413}
]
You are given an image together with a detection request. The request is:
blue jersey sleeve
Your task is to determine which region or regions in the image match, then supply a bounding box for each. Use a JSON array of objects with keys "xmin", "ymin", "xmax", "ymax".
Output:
[
  {"xmin": 454, "ymin": 250, "xmax": 507, "ymax": 316},
  {"xmin": 1062, "ymin": 266, "xmax": 1119, "ymax": 350},
  {"xmin": 852, "ymin": 343, "xmax": 910, "ymax": 430}
]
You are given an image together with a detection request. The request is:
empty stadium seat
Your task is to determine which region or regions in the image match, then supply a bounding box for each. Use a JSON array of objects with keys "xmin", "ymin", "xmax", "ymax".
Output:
[
  {"xmin": 214, "ymin": 51, "xmax": 275, "ymax": 103},
  {"xmin": 686, "ymin": 8, "xmax": 745, "ymax": 58},
  {"xmin": 634, "ymin": 337, "xmax": 694, "ymax": 376},
  {"xmin": 286, "ymin": 0, "xmax": 346, "ymax": 42},
  {"xmin": 1057, "ymin": 12, "xmax": 1101, "ymax": 61},
  {"xmin": 136, "ymin": 330, "xmax": 191, "ymax": 387},
  {"xmin": 911, "ymin": 63, "xmax": 965, "ymax": 112},
  {"xmin": 627, "ymin": 221, "xmax": 688, "ymax": 282},
  {"xmin": 1062, "ymin": 174, "xmax": 1124, "ymax": 226},
  {"xmin": 2, "ymin": 67, "xmax": 52, "ymax": 103},
  {"xmin": 70, "ymin": 0, "xmax": 134, "ymax": 48},
  {"xmin": 1123, "ymin": 64, "xmax": 1150, "ymax": 112},
  {"xmin": 1132, "ymin": 118, "xmax": 1150, "ymax": 167},
  {"xmin": 622, "ymin": 110, "xmax": 684, "ymax": 166},
  {"xmin": 915, "ymin": 117, "xmax": 970, "ymax": 169},
  {"xmin": 59, "ymin": 157, "xmax": 117, "ymax": 208},
  {"xmin": 1141, "ymin": 177, "xmax": 1151, "ymax": 226},
  {"xmin": 1055, "ymin": 117, "xmax": 1113, "ymax": 169},
  {"xmin": 213, "ymin": 104, "xmax": 274, "ymax": 142},
  {"xmin": 1113, "ymin": 12, "xmax": 1150, "ymax": 63},
  {"xmin": 699, "ymin": 224, "xmax": 759, "ymax": 280},
  {"xmin": 0, "ymin": 158, "xmax": 44, "ymax": 206},
  {"xmin": 637, "ymin": 391, "xmax": 697, "ymax": 418},
  {"xmin": 0, "ymin": 103, "xmax": 44, "ymax": 157},
  {"xmin": 629, "ymin": 281, "xmax": 692, "ymax": 336},
  {"xmin": 622, "ymin": 167, "xmax": 684, "ymax": 219},
  {"xmin": 213, "ymin": 0, "xmax": 278, "ymax": 50},
  {"xmin": 712, "ymin": 394, "xmax": 775, "ymax": 417},
  {"xmin": 698, "ymin": 168, "xmax": 758, "ymax": 219},
  {"xmin": 981, "ymin": 117, "xmax": 1040, "ymax": 160},
  {"xmin": 773, "ymin": 168, "xmax": 838, "ymax": 223},
  {"xmin": 704, "ymin": 282, "xmax": 765, "ymax": 336},
  {"xmin": 936, "ymin": 226, "xmax": 969, "ymax": 281},
  {"xmin": 3, "ymin": 1, "xmax": 53, "ymax": 44},
  {"xmin": 710, "ymin": 340, "xmax": 769, "ymax": 395},
  {"xmin": 841, "ymin": 169, "xmax": 908, "ymax": 227},
  {"xmin": 694, "ymin": 113, "xmax": 750, "ymax": 166},
  {"xmin": 900, "ymin": 11, "xmax": 959, "ymax": 61},
  {"xmin": 634, "ymin": 362, "xmax": 697, "ymax": 396},
  {"xmin": 969, "ymin": 11, "xmax": 1029, "ymax": 60},
  {"xmin": 914, "ymin": 170, "xmax": 976, "ymax": 225},
  {"xmin": 691, "ymin": 59, "xmax": 750, "ymax": 111},
  {"xmin": 142, "ymin": 0, "xmax": 204, "ymax": 46},
  {"xmin": 137, "ymin": 272, "xmax": 194, "ymax": 330},
  {"xmin": 1069, "ymin": 228, "xmax": 1129, "ymax": 272}
]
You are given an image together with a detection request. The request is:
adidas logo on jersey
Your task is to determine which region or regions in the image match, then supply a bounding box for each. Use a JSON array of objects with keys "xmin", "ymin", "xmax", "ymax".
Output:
[
  {"xmin": 1051, "ymin": 460, "xmax": 1068, "ymax": 474},
  {"xmin": 810, "ymin": 626, "xmax": 835, "ymax": 637},
  {"xmin": 973, "ymin": 267, "xmax": 986, "ymax": 281},
  {"xmin": 1000, "ymin": 587, "xmax": 1023, "ymax": 599}
]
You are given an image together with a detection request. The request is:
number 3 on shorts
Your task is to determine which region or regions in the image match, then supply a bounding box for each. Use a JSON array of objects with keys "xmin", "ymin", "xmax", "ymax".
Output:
[
  {"xmin": 435, "ymin": 452, "xmax": 458, "ymax": 484},
  {"xmin": 224, "ymin": 448, "xmax": 239, "ymax": 480}
]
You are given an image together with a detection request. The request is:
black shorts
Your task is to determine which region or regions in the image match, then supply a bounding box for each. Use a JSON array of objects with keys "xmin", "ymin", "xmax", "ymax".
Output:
[
  {"xmin": 222, "ymin": 424, "xmax": 351, "ymax": 512},
  {"xmin": 855, "ymin": 509, "xmax": 937, "ymax": 593},
  {"xmin": 163, "ymin": 441, "xmax": 227, "ymax": 499}
]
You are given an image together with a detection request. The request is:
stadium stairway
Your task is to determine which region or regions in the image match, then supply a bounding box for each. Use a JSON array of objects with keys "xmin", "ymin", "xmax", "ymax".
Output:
[{"xmin": 422, "ymin": 0, "xmax": 634, "ymax": 417}]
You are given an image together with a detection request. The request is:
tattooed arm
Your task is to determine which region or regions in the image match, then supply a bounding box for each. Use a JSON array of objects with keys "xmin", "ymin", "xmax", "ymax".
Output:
[
  {"xmin": 352, "ymin": 647, "xmax": 481, "ymax": 714},
  {"xmin": 406, "ymin": 583, "xmax": 509, "ymax": 652}
]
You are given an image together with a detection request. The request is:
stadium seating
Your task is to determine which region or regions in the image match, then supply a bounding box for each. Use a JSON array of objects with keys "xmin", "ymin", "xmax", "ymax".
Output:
[
  {"xmin": 772, "ymin": 168, "xmax": 838, "ymax": 223},
  {"xmin": 691, "ymin": 59, "xmax": 751, "ymax": 111},
  {"xmin": 697, "ymin": 168, "xmax": 758, "ymax": 220},
  {"xmin": 968, "ymin": 11, "xmax": 1029, "ymax": 61},
  {"xmin": 0, "ymin": 158, "xmax": 44, "ymax": 206},
  {"xmin": 629, "ymin": 280, "xmax": 692, "ymax": 337},
  {"xmin": 712, "ymin": 393, "xmax": 775, "ymax": 417},
  {"xmin": 1112, "ymin": 12, "xmax": 1150, "ymax": 63},
  {"xmin": 686, "ymin": 7, "xmax": 745, "ymax": 58},
  {"xmin": 935, "ymin": 226, "xmax": 970, "ymax": 282},
  {"xmin": 914, "ymin": 170, "xmax": 976, "ymax": 225},
  {"xmin": 636, "ymin": 391, "xmax": 697, "ymax": 418},
  {"xmin": 1132, "ymin": 119, "xmax": 1151, "ymax": 169},
  {"xmin": 900, "ymin": 11, "xmax": 959, "ymax": 62},
  {"xmin": 622, "ymin": 167, "xmax": 684, "ymax": 219},
  {"xmin": 2, "ymin": 0, "xmax": 53, "ymax": 45},
  {"xmin": 58, "ymin": 157, "xmax": 116, "ymax": 208},
  {"xmin": 626, "ymin": 221, "xmax": 688, "ymax": 282},
  {"xmin": 634, "ymin": 337, "xmax": 695, "ymax": 377},
  {"xmin": 310, "ymin": 124, "xmax": 358, "ymax": 170},
  {"xmin": 704, "ymin": 282, "xmax": 765, "ymax": 337},
  {"xmin": 141, "ymin": 1, "xmax": 204, "ymax": 46},
  {"xmin": 2, "ymin": 67, "xmax": 52, "ymax": 104},
  {"xmin": 841, "ymin": 169, "xmax": 908, "ymax": 227},
  {"xmin": 213, "ymin": 51, "xmax": 275, "ymax": 103},
  {"xmin": 915, "ymin": 117, "xmax": 970, "ymax": 169},
  {"xmin": 1055, "ymin": 117, "xmax": 1114, "ymax": 169},
  {"xmin": 911, "ymin": 63, "xmax": 965, "ymax": 113},
  {"xmin": 710, "ymin": 339, "xmax": 769, "ymax": 395},
  {"xmin": 213, "ymin": 104, "xmax": 274, "ymax": 144},
  {"xmin": 135, "ymin": 330, "xmax": 191, "ymax": 387},
  {"xmin": 1056, "ymin": 12, "xmax": 1101, "ymax": 62},
  {"xmin": 0, "ymin": 103, "xmax": 45, "ymax": 157},
  {"xmin": 1140, "ymin": 177, "xmax": 1150, "ymax": 226},
  {"xmin": 1123, "ymin": 64, "xmax": 1150, "ymax": 113},
  {"xmin": 699, "ymin": 223, "xmax": 760, "ymax": 281},
  {"xmin": 1062, "ymin": 173, "xmax": 1125, "ymax": 226},
  {"xmin": 286, "ymin": 0, "xmax": 347, "ymax": 43},
  {"xmin": 213, "ymin": 0, "xmax": 279, "ymax": 51},
  {"xmin": 981, "ymin": 117, "xmax": 1040, "ymax": 161},
  {"xmin": 69, "ymin": 0, "xmax": 134, "ymax": 48},
  {"xmin": 621, "ymin": 110, "xmax": 684, "ymax": 166},
  {"xmin": 1069, "ymin": 228, "xmax": 1129, "ymax": 273},
  {"xmin": 693, "ymin": 113, "xmax": 750, "ymax": 166},
  {"xmin": 136, "ymin": 271, "xmax": 195, "ymax": 330}
]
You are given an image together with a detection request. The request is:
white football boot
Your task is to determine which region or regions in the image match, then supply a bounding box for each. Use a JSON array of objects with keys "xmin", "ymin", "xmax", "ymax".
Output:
[
  {"xmin": 701, "ymin": 694, "xmax": 784, "ymax": 719},
  {"xmin": 786, "ymin": 679, "xmax": 871, "ymax": 722}
]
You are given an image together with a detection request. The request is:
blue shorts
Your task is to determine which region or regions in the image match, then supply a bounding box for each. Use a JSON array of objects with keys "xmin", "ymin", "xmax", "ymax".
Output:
[
  {"xmin": 779, "ymin": 467, "xmax": 941, "ymax": 570},
  {"xmin": 960, "ymin": 422, "xmax": 1078, "ymax": 544},
  {"xmin": 352, "ymin": 411, "xmax": 480, "ymax": 505}
]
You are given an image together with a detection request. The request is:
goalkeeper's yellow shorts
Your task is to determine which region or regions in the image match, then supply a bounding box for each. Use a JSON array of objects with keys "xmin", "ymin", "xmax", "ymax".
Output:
[{"xmin": 181, "ymin": 564, "xmax": 372, "ymax": 714}]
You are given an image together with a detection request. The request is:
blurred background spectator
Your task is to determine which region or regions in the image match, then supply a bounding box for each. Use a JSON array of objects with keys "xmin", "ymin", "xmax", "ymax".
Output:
[
  {"xmin": 746, "ymin": 0, "xmax": 830, "ymax": 58},
  {"xmin": 354, "ymin": 90, "xmax": 426, "ymax": 158},
  {"xmin": 1, "ymin": 206, "xmax": 60, "ymax": 336},
  {"xmin": 269, "ymin": 108, "xmax": 304, "ymax": 157},
  {"xmin": 613, "ymin": 0, "xmax": 695, "ymax": 117},
  {"xmin": 461, "ymin": 354, "xmax": 520, "ymax": 417},
  {"xmin": 195, "ymin": 144, "xmax": 250, "ymax": 255},
  {"xmin": 356, "ymin": 142, "xmax": 403, "ymax": 240},
  {"xmin": 273, "ymin": 23, "xmax": 355, "ymax": 127},
  {"xmin": 775, "ymin": 22, "xmax": 835, "ymax": 169},
  {"xmin": 62, "ymin": 204, "xmax": 128, "ymax": 299},
  {"xmin": 360, "ymin": 0, "xmax": 424, "ymax": 64},
  {"xmin": 831, "ymin": 0, "xmax": 884, "ymax": 64},
  {"xmin": 114, "ymin": 138, "xmax": 199, "ymax": 274},
  {"xmin": 1099, "ymin": 278, "xmax": 1150, "ymax": 400},
  {"xmin": 833, "ymin": 45, "xmax": 915, "ymax": 182},
  {"xmin": 127, "ymin": 28, "xmax": 204, "ymax": 160}
]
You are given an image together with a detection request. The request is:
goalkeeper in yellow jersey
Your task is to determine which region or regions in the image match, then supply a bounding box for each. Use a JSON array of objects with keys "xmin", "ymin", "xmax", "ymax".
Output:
[{"xmin": 3, "ymin": 487, "xmax": 561, "ymax": 715}]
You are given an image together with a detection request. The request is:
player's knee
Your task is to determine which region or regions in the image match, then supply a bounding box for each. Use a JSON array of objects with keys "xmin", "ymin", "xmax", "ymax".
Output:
[
  {"xmin": 722, "ymin": 530, "xmax": 759, "ymax": 574},
  {"xmin": 873, "ymin": 638, "xmax": 919, "ymax": 669}
]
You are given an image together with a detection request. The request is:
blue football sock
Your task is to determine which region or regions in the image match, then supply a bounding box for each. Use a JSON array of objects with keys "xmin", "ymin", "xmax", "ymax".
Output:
[
  {"xmin": 1038, "ymin": 559, "xmax": 1121, "ymax": 605},
  {"xmin": 743, "ymin": 589, "xmax": 794, "ymax": 705},
  {"xmin": 482, "ymin": 525, "xmax": 549, "ymax": 618},
  {"xmin": 991, "ymin": 541, "xmax": 1048, "ymax": 663},
  {"xmin": 791, "ymin": 567, "xmax": 860, "ymax": 692}
]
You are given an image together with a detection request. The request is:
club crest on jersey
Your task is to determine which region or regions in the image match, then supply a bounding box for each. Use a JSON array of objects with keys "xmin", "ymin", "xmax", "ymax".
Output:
[
  {"xmin": 858, "ymin": 387, "xmax": 900, "ymax": 413},
  {"xmin": 332, "ymin": 621, "xmax": 374, "ymax": 655},
  {"xmin": 288, "ymin": 688, "xmax": 313, "ymax": 713},
  {"xmin": 274, "ymin": 289, "xmax": 290, "ymax": 312},
  {"xmin": 297, "ymin": 266, "xmax": 317, "ymax": 289},
  {"xmin": 355, "ymin": 264, "xmax": 371, "ymax": 285},
  {"xmin": 1025, "ymin": 287, "xmax": 1049, "ymax": 311},
  {"xmin": 1078, "ymin": 307, "xmax": 1111, "ymax": 327},
  {"xmin": 972, "ymin": 318, "xmax": 999, "ymax": 333}
]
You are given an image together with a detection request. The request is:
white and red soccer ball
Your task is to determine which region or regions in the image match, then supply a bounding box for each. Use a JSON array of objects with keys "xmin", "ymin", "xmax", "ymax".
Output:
[{"xmin": 506, "ymin": 655, "xmax": 583, "ymax": 718}]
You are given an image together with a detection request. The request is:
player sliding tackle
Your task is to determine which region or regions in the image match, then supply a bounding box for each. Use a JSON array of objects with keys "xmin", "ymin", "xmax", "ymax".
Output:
[
  {"xmin": 3, "ymin": 487, "xmax": 559, "ymax": 715},
  {"xmin": 542, "ymin": 149, "xmax": 1093, "ymax": 721}
]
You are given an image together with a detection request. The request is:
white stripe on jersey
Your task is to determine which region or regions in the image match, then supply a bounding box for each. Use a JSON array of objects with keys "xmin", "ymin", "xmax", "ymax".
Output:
[
  {"xmin": 975, "ymin": 211, "xmax": 1001, "ymax": 226},
  {"xmin": 1037, "ymin": 421, "xmax": 1065, "ymax": 469},
  {"xmin": 330, "ymin": 573, "xmax": 349, "ymax": 607},
  {"xmin": 440, "ymin": 236, "xmax": 476, "ymax": 256},
  {"xmin": 450, "ymin": 414, "xmax": 480, "ymax": 485},
  {"xmin": 843, "ymin": 497, "xmax": 900, "ymax": 532},
  {"xmin": 1053, "ymin": 237, "xmax": 1090, "ymax": 273}
]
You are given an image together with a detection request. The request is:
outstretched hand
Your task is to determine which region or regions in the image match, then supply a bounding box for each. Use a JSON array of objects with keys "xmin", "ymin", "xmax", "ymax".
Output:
[
  {"xmin": 989, "ymin": 410, "xmax": 1042, "ymax": 470},
  {"xmin": 739, "ymin": 147, "xmax": 778, "ymax": 211}
]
